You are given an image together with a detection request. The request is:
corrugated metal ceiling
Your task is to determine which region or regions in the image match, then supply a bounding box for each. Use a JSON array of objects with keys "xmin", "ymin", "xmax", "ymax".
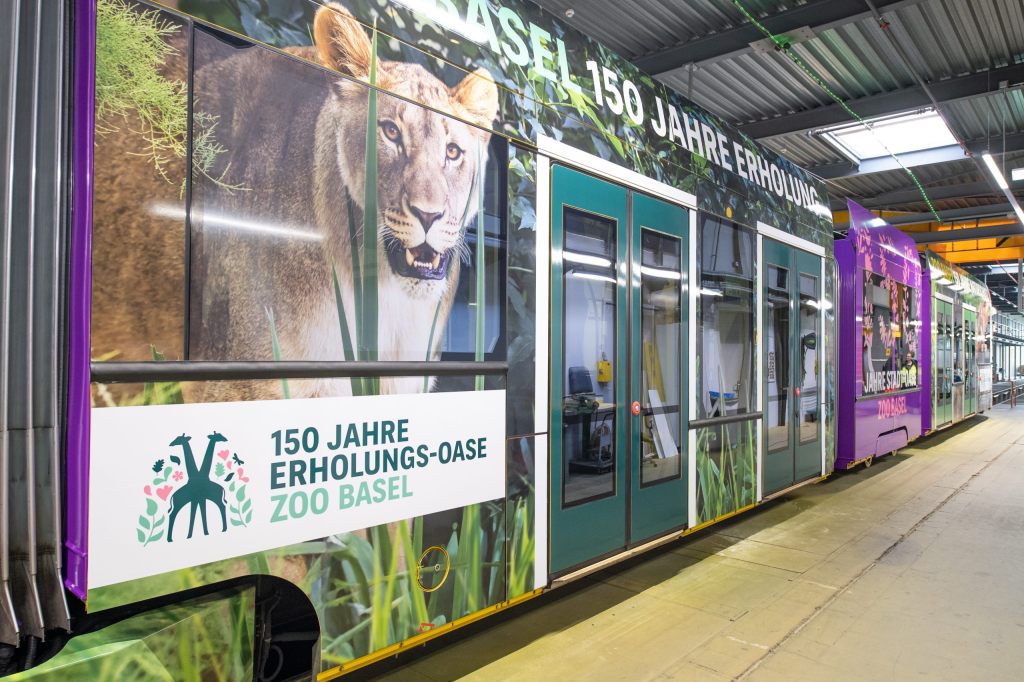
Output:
[{"xmin": 534, "ymin": 0, "xmax": 1024, "ymax": 213}]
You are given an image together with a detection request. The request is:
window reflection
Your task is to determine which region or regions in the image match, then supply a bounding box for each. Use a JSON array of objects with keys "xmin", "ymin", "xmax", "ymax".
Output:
[
  {"xmin": 639, "ymin": 230, "xmax": 682, "ymax": 487},
  {"xmin": 799, "ymin": 273, "xmax": 819, "ymax": 444},
  {"xmin": 766, "ymin": 265, "xmax": 790, "ymax": 452},
  {"xmin": 562, "ymin": 208, "xmax": 616, "ymax": 506},
  {"xmin": 696, "ymin": 215, "xmax": 755, "ymax": 418}
]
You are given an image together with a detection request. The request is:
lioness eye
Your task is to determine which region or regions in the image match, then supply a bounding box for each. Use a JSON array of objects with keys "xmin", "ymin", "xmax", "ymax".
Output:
[
  {"xmin": 446, "ymin": 143, "xmax": 463, "ymax": 161},
  {"xmin": 380, "ymin": 120, "xmax": 401, "ymax": 143}
]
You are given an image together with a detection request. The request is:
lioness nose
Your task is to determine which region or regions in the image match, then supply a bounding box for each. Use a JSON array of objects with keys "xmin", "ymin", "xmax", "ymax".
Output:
[{"xmin": 409, "ymin": 205, "xmax": 444, "ymax": 232}]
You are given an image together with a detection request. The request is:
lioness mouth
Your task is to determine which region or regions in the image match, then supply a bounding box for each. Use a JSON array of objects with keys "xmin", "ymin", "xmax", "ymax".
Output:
[{"xmin": 387, "ymin": 242, "xmax": 451, "ymax": 281}]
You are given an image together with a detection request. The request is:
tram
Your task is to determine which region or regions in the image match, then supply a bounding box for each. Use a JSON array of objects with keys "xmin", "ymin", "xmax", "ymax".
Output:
[
  {"xmin": 6, "ymin": 0, "xmax": 998, "ymax": 678},
  {"xmin": 833, "ymin": 202, "xmax": 994, "ymax": 470}
]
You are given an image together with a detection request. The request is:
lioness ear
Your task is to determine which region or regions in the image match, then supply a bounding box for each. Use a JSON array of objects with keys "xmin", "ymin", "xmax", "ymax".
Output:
[
  {"xmin": 452, "ymin": 68, "xmax": 499, "ymax": 130},
  {"xmin": 313, "ymin": 3, "xmax": 372, "ymax": 79}
]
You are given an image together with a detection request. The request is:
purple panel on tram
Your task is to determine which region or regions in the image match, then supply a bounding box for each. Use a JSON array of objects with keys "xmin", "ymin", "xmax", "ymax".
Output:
[{"xmin": 834, "ymin": 201, "xmax": 924, "ymax": 469}]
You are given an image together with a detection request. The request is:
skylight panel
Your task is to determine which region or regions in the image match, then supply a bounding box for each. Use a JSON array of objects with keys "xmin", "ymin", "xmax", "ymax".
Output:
[{"xmin": 818, "ymin": 109, "xmax": 959, "ymax": 162}]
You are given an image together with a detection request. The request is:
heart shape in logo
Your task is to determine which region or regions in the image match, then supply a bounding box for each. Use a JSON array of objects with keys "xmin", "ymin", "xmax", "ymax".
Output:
[
  {"xmin": 217, "ymin": 449, "xmax": 230, "ymax": 460},
  {"xmin": 144, "ymin": 485, "xmax": 152, "ymax": 496},
  {"xmin": 156, "ymin": 485, "xmax": 173, "ymax": 501}
]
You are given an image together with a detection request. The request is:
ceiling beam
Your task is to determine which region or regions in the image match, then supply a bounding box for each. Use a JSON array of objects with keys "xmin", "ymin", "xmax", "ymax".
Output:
[
  {"xmin": 833, "ymin": 203, "xmax": 1018, "ymax": 230},
  {"xmin": 738, "ymin": 63, "xmax": 1024, "ymax": 138},
  {"xmin": 631, "ymin": 0, "xmax": 927, "ymax": 76},
  {"xmin": 929, "ymin": 245, "xmax": 1024, "ymax": 264},
  {"xmin": 855, "ymin": 180, "xmax": 995, "ymax": 208},
  {"xmin": 809, "ymin": 132, "xmax": 1024, "ymax": 179},
  {"xmin": 912, "ymin": 223, "xmax": 1024, "ymax": 244}
]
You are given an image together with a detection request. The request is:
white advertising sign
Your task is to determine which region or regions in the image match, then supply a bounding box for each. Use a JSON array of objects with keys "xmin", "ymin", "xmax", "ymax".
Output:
[{"xmin": 87, "ymin": 390, "xmax": 506, "ymax": 589}]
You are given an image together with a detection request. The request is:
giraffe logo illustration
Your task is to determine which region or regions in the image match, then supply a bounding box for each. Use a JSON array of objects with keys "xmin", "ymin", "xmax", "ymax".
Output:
[{"xmin": 136, "ymin": 431, "xmax": 253, "ymax": 547}]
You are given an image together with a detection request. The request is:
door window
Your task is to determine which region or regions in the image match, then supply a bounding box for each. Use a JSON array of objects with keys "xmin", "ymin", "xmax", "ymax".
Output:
[
  {"xmin": 766, "ymin": 264, "xmax": 790, "ymax": 453},
  {"xmin": 638, "ymin": 229, "xmax": 682, "ymax": 487},
  {"xmin": 561, "ymin": 207, "xmax": 617, "ymax": 506},
  {"xmin": 798, "ymin": 273, "xmax": 819, "ymax": 444}
]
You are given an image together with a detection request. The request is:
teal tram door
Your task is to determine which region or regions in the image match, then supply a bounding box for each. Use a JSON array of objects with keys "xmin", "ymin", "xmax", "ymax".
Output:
[
  {"xmin": 762, "ymin": 238, "xmax": 822, "ymax": 495},
  {"xmin": 549, "ymin": 164, "xmax": 689, "ymax": 575}
]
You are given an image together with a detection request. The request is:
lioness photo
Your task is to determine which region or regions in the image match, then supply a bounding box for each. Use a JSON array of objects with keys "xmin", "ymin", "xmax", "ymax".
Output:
[{"xmin": 92, "ymin": 2, "xmax": 500, "ymax": 401}]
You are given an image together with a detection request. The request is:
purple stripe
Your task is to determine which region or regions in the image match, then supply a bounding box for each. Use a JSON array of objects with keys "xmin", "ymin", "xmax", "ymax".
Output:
[
  {"xmin": 920, "ymin": 263, "xmax": 932, "ymax": 432},
  {"xmin": 64, "ymin": 0, "xmax": 95, "ymax": 601}
]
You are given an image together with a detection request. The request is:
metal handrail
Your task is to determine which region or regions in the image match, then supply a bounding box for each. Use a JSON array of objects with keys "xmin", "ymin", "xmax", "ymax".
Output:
[{"xmin": 91, "ymin": 360, "xmax": 509, "ymax": 383}]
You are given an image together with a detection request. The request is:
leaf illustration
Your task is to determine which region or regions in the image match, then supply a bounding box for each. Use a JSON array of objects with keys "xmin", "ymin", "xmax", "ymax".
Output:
[
  {"xmin": 137, "ymin": 528, "xmax": 145, "ymax": 544},
  {"xmin": 150, "ymin": 530, "xmax": 163, "ymax": 543},
  {"xmin": 153, "ymin": 516, "xmax": 164, "ymax": 527},
  {"xmin": 138, "ymin": 515, "xmax": 150, "ymax": 530},
  {"xmin": 215, "ymin": 462, "xmax": 226, "ymax": 477},
  {"xmin": 170, "ymin": 455, "xmax": 181, "ymax": 465},
  {"xmin": 224, "ymin": 472, "xmax": 235, "ymax": 482},
  {"xmin": 145, "ymin": 498, "xmax": 157, "ymax": 516},
  {"xmin": 244, "ymin": 510, "xmax": 252, "ymax": 525},
  {"xmin": 241, "ymin": 499, "xmax": 251, "ymax": 513},
  {"xmin": 230, "ymin": 519, "xmax": 242, "ymax": 527},
  {"xmin": 236, "ymin": 486, "xmax": 246, "ymax": 502},
  {"xmin": 152, "ymin": 459, "xmax": 164, "ymax": 472},
  {"xmin": 163, "ymin": 468, "xmax": 171, "ymax": 481}
]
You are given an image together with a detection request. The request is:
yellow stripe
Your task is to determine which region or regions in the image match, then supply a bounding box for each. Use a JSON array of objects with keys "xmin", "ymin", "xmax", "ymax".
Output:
[{"xmin": 316, "ymin": 589, "xmax": 544, "ymax": 680}]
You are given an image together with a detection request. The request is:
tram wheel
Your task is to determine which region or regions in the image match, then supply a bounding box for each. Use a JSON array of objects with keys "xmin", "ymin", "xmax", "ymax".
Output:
[{"xmin": 863, "ymin": 456, "xmax": 874, "ymax": 469}]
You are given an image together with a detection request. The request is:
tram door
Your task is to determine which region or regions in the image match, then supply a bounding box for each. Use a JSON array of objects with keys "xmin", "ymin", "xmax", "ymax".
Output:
[
  {"xmin": 933, "ymin": 295, "xmax": 953, "ymax": 427},
  {"xmin": 964, "ymin": 307, "xmax": 977, "ymax": 416},
  {"xmin": 953, "ymin": 299, "xmax": 965, "ymax": 422},
  {"xmin": 763, "ymin": 239, "xmax": 821, "ymax": 495},
  {"xmin": 550, "ymin": 165, "xmax": 688, "ymax": 574}
]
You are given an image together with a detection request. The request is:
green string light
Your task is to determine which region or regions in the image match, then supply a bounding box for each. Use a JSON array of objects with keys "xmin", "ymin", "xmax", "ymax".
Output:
[{"xmin": 731, "ymin": 0, "xmax": 942, "ymax": 223}]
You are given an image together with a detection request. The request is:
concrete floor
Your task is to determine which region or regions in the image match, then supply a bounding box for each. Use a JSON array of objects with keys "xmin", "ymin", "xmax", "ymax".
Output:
[{"xmin": 380, "ymin": 405, "xmax": 1024, "ymax": 681}]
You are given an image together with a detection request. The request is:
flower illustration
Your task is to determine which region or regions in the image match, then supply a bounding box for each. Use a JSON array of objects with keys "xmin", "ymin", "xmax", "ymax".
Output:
[{"xmin": 173, "ymin": 470, "xmax": 183, "ymax": 482}]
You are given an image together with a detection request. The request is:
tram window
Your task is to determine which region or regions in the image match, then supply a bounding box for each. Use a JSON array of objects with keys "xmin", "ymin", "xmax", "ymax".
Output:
[
  {"xmin": 766, "ymin": 264, "xmax": 790, "ymax": 453},
  {"xmin": 953, "ymin": 302, "xmax": 964, "ymax": 383},
  {"xmin": 798, "ymin": 273, "xmax": 818, "ymax": 444},
  {"xmin": 90, "ymin": 18, "xmax": 507, "ymax": 368},
  {"xmin": 861, "ymin": 273, "xmax": 919, "ymax": 395},
  {"xmin": 562, "ymin": 208, "xmax": 617, "ymax": 506},
  {"xmin": 696, "ymin": 214, "xmax": 755, "ymax": 419},
  {"xmin": 639, "ymin": 229, "xmax": 682, "ymax": 487}
]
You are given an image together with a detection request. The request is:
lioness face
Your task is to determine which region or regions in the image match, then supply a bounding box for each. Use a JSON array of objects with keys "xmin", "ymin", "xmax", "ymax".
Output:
[{"xmin": 313, "ymin": 3, "xmax": 499, "ymax": 294}]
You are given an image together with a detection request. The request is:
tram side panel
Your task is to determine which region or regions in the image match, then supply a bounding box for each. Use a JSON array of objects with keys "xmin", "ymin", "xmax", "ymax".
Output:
[
  {"xmin": 834, "ymin": 202, "xmax": 924, "ymax": 469},
  {"xmin": 62, "ymin": 0, "xmax": 836, "ymax": 677},
  {"xmin": 82, "ymin": 3, "xmax": 534, "ymax": 674},
  {"xmin": 921, "ymin": 250, "xmax": 995, "ymax": 430}
]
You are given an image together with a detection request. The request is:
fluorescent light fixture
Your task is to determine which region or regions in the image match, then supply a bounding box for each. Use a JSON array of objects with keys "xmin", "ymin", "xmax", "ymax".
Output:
[
  {"xmin": 1012, "ymin": 167, "xmax": 1024, "ymax": 182},
  {"xmin": 640, "ymin": 265, "xmax": 681, "ymax": 280},
  {"xmin": 818, "ymin": 109, "xmax": 958, "ymax": 162},
  {"xmin": 935, "ymin": 276, "xmax": 952, "ymax": 286},
  {"xmin": 981, "ymin": 154, "xmax": 1024, "ymax": 228},
  {"xmin": 570, "ymin": 271, "xmax": 616, "ymax": 284},
  {"xmin": 982, "ymin": 153, "xmax": 1009, "ymax": 190},
  {"xmin": 699, "ymin": 288, "xmax": 724, "ymax": 297},
  {"xmin": 563, "ymin": 251, "xmax": 613, "ymax": 268}
]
